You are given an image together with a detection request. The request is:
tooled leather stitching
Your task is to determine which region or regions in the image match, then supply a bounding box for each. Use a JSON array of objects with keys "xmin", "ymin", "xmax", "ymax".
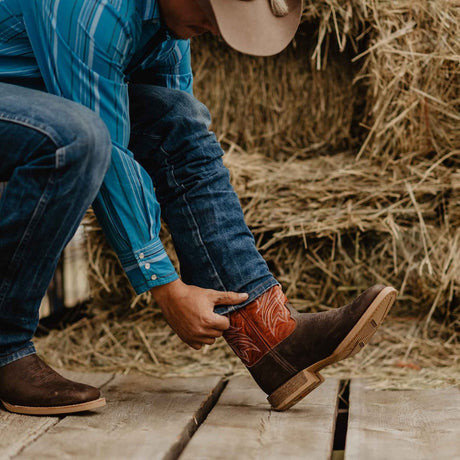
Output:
[
  {"xmin": 240, "ymin": 309, "xmax": 297, "ymax": 373},
  {"xmin": 224, "ymin": 287, "xmax": 296, "ymax": 370},
  {"xmin": 224, "ymin": 323, "xmax": 263, "ymax": 364},
  {"xmin": 254, "ymin": 288, "xmax": 293, "ymax": 337}
]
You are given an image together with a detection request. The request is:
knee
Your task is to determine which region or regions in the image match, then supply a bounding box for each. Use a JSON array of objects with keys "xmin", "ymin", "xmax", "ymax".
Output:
[
  {"xmin": 57, "ymin": 106, "xmax": 112, "ymax": 190},
  {"xmin": 168, "ymin": 90, "xmax": 211, "ymax": 128},
  {"xmin": 157, "ymin": 90, "xmax": 219, "ymax": 160},
  {"xmin": 1, "ymin": 85, "xmax": 112, "ymax": 175},
  {"xmin": 132, "ymin": 85, "xmax": 212, "ymax": 142}
]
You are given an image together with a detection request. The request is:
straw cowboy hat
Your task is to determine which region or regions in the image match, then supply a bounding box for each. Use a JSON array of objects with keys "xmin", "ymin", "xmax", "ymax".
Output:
[{"xmin": 197, "ymin": 0, "xmax": 303, "ymax": 56}]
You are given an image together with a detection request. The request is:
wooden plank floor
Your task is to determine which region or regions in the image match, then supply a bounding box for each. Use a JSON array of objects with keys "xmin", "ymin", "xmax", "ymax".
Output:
[
  {"xmin": 0, "ymin": 372, "xmax": 459, "ymax": 459},
  {"xmin": 345, "ymin": 380, "xmax": 460, "ymax": 460},
  {"xmin": 0, "ymin": 372, "xmax": 112, "ymax": 459},
  {"xmin": 181, "ymin": 376, "xmax": 339, "ymax": 460}
]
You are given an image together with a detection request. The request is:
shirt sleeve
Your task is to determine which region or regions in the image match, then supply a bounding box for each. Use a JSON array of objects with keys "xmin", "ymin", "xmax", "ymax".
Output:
[
  {"xmin": 131, "ymin": 39, "xmax": 193, "ymax": 94},
  {"xmin": 19, "ymin": 0, "xmax": 179, "ymax": 293}
]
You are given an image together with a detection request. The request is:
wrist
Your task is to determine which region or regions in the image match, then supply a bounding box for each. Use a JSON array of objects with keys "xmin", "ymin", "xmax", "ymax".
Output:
[{"xmin": 150, "ymin": 278, "xmax": 183, "ymax": 302}]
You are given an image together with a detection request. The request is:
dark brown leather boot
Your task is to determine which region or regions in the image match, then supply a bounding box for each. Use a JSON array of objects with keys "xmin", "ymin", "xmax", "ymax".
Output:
[
  {"xmin": 223, "ymin": 284, "xmax": 397, "ymax": 411},
  {"xmin": 0, "ymin": 354, "xmax": 105, "ymax": 415}
]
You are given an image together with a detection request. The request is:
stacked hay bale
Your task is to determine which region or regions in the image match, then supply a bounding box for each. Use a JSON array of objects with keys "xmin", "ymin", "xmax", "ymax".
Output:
[
  {"xmin": 36, "ymin": 1, "xmax": 459, "ymax": 378},
  {"xmin": 85, "ymin": 0, "xmax": 458, "ymax": 322},
  {"xmin": 191, "ymin": 23, "xmax": 359, "ymax": 158},
  {"xmin": 192, "ymin": 1, "xmax": 459, "ymax": 325}
]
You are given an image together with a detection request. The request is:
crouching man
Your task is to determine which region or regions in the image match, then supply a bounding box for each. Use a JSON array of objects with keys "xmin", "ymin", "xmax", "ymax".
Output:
[{"xmin": 0, "ymin": 0, "xmax": 397, "ymax": 415}]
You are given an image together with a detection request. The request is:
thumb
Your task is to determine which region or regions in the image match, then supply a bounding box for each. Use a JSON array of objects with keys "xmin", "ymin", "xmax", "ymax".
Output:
[{"xmin": 212, "ymin": 290, "xmax": 249, "ymax": 305}]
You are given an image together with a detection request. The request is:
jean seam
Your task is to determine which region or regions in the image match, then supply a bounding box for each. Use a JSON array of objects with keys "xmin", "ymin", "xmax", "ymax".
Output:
[
  {"xmin": 0, "ymin": 114, "xmax": 70, "ymax": 150},
  {"xmin": 166, "ymin": 153, "xmax": 227, "ymax": 292},
  {"xmin": 0, "ymin": 172, "xmax": 56, "ymax": 307}
]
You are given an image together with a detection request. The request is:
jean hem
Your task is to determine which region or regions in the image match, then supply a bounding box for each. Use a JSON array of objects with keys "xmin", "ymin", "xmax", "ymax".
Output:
[
  {"xmin": 0, "ymin": 343, "xmax": 36, "ymax": 368},
  {"xmin": 214, "ymin": 278, "xmax": 280, "ymax": 315}
]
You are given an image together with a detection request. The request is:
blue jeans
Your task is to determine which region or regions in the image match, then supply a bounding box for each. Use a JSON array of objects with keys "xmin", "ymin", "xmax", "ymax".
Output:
[
  {"xmin": 0, "ymin": 83, "xmax": 112, "ymax": 366},
  {"xmin": 128, "ymin": 84, "xmax": 278, "ymax": 314},
  {"xmin": 0, "ymin": 82, "xmax": 277, "ymax": 367}
]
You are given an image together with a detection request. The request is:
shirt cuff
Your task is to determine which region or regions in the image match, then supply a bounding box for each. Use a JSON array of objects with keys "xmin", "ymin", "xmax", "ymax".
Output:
[{"xmin": 118, "ymin": 238, "xmax": 179, "ymax": 295}]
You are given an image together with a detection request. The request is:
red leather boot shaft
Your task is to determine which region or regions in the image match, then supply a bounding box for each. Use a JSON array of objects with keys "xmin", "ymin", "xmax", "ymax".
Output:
[{"xmin": 223, "ymin": 285, "xmax": 295, "ymax": 366}]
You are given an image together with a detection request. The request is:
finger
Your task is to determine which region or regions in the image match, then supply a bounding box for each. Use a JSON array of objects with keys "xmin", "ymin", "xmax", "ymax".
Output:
[
  {"xmin": 208, "ymin": 328, "xmax": 225, "ymax": 338},
  {"xmin": 209, "ymin": 313, "xmax": 230, "ymax": 331},
  {"xmin": 199, "ymin": 328, "xmax": 224, "ymax": 339},
  {"xmin": 199, "ymin": 337, "xmax": 216, "ymax": 346},
  {"xmin": 212, "ymin": 290, "xmax": 249, "ymax": 305},
  {"xmin": 189, "ymin": 342, "xmax": 202, "ymax": 350}
]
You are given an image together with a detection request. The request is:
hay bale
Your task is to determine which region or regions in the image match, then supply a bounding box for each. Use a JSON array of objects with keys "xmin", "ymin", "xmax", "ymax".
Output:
[
  {"xmin": 83, "ymin": 146, "xmax": 458, "ymax": 325},
  {"xmin": 301, "ymin": 0, "xmax": 460, "ymax": 161},
  {"xmin": 192, "ymin": 25, "xmax": 359, "ymax": 158},
  {"xmin": 356, "ymin": 1, "xmax": 459, "ymax": 161},
  {"xmin": 223, "ymin": 149, "xmax": 458, "ymax": 324},
  {"xmin": 82, "ymin": 2, "xmax": 459, "ymax": 323}
]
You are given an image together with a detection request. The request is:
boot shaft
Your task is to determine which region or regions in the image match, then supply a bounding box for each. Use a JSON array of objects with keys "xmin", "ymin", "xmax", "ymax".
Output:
[{"xmin": 223, "ymin": 285, "xmax": 295, "ymax": 366}]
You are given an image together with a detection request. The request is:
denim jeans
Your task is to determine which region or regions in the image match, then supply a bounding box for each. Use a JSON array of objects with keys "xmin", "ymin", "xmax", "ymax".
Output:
[
  {"xmin": 127, "ymin": 84, "xmax": 278, "ymax": 314},
  {"xmin": 0, "ymin": 81, "xmax": 277, "ymax": 367},
  {"xmin": 0, "ymin": 83, "xmax": 112, "ymax": 366}
]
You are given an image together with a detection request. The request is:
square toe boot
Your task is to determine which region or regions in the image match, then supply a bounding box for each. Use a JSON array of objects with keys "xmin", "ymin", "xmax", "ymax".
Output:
[
  {"xmin": 223, "ymin": 284, "xmax": 397, "ymax": 411},
  {"xmin": 0, "ymin": 354, "xmax": 106, "ymax": 415}
]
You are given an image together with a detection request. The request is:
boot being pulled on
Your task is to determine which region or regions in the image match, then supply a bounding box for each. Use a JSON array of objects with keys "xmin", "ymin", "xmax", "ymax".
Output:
[
  {"xmin": 223, "ymin": 284, "xmax": 397, "ymax": 411},
  {"xmin": 0, "ymin": 354, "xmax": 106, "ymax": 415}
]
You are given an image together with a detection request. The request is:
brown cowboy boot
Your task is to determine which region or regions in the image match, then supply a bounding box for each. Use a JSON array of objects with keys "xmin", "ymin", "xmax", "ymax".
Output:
[
  {"xmin": 223, "ymin": 284, "xmax": 397, "ymax": 411},
  {"xmin": 0, "ymin": 354, "xmax": 106, "ymax": 415}
]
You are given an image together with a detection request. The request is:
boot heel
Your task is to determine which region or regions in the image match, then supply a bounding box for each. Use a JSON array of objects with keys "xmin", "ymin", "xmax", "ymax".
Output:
[{"xmin": 267, "ymin": 368, "xmax": 324, "ymax": 411}]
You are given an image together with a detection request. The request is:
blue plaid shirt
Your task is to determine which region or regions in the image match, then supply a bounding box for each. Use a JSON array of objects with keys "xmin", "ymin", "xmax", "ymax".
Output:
[{"xmin": 0, "ymin": 0, "xmax": 195, "ymax": 293}]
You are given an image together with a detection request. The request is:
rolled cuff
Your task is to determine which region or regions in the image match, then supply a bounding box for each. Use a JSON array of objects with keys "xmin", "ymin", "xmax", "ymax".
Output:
[{"xmin": 118, "ymin": 237, "xmax": 179, "ymax": 294}]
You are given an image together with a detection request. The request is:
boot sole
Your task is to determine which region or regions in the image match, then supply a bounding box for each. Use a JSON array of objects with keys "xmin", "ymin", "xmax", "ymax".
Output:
[
  {"xmin": 1, "ymin": 397, "xmax": 106, "ymax": 415},
  {"xmin": 268, "ymin": 286, "xmax": 398, "ymax": 411}
]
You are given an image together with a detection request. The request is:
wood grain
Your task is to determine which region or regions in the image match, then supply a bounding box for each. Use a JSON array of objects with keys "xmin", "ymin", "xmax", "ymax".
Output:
[
  {"xmin": 16, "ymin": 375, "xmax": 224, "ymax": 460},
  {"xmin": 181, "ymin": 375, "xmax": 340, "ymax": 460},
  {"xmin": 0, "ymin": 371, "xmax": 112, "ymax": 459},
  {"xmin": 345, "ymin": 380, "xmax": 460, "ymax": 460}
]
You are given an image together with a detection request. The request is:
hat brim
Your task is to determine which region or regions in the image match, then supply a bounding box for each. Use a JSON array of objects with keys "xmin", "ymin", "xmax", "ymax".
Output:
[{"xmin": 208, "ymin": 0, "xmax": 302, "ymax": 56}]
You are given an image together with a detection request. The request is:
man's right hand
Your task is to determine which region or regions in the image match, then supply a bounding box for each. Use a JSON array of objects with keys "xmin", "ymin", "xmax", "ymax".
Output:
[{"xmin": 150, "ymin": 279, "xmax": 248, "ymax": 349}]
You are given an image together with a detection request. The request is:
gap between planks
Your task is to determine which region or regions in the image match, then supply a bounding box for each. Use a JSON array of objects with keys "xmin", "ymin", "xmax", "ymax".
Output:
[
  {"xmin": 11, "ymin": 373, "xmax": 227, "ymax": 460},
  {"xmin": 4, "ymin": 372, "xmax": 458, "ymax": 460},
  {"xmin": 180, "ymin": 375, "xmax": 341, "ymax": 460}
]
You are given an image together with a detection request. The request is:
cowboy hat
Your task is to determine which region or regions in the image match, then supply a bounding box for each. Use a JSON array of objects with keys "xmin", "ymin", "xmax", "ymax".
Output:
[{"xmin": 198, "ymin": 0, "xmax": 303, "ymax": 56}]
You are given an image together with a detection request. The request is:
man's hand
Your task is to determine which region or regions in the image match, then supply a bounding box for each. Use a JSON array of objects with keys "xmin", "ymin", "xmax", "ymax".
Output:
[{"xmin": 151, "ymin": 279, "xmax": 248, "ymax": 349}]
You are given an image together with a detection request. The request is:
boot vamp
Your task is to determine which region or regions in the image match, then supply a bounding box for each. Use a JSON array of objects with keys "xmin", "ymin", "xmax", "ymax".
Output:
[
  {"xmin": 0, "ymin": 354, "xmax": 100, "ymax": 407},
  {"xmin": 275, "ymin": 284, "xmax": 385, "ymax": 370}
]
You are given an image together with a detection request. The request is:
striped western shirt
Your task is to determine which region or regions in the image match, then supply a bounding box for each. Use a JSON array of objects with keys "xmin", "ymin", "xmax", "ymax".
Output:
[{"xmin": 0, "ymin": 0, "xmax": 195, "ymax": 293}]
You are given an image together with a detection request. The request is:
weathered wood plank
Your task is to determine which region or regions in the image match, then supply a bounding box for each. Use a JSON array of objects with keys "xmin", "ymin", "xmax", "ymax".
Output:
[
  {"xmin": 0, "ymin": 371, "xmax": 112, "ymax": 460},
  {"xmin": 16, "ymin": 375, "xmax": 225, "ymax": 460},
  {"xmin": 345, "ymin": 380, "xmax": 460, "ymax": 460},
  {"xmin": 181, "ymin": 375, "xmax": 340, "ymax": 460}
]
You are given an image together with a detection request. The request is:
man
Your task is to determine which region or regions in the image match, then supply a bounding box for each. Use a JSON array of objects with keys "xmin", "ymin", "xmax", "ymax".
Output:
[{"xmin": 0, "ymin": 0, "xmax": 397, "ymax": 415}]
